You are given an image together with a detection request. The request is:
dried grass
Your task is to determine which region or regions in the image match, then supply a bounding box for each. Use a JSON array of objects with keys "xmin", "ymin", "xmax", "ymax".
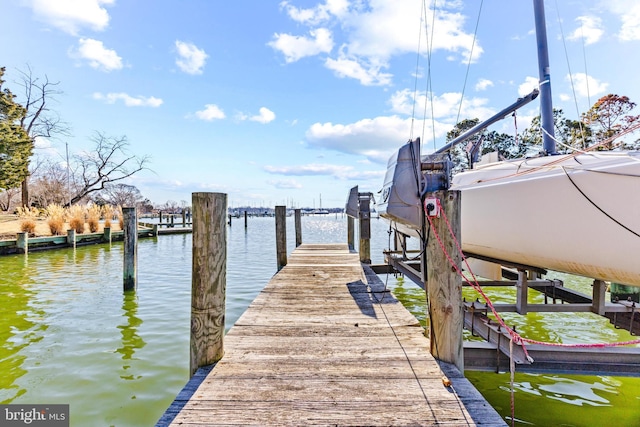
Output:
[
  {"xmin": 68, "ymin": 205, "xmax": 86, "ymax": 234},
  {"xmin": 102, "ymin": 205, "xmax": 113, "ymax": 229},
  {"xmin": 45, "ymin": 204, "xmax": 66, "ymax": 235},
  {"xmin": 17, "ymin": 207, "xmax": 39, "ymax": 235},
  {"xmin": 87, "ymin": 205, "xmax": 101, "ymax": 233}
]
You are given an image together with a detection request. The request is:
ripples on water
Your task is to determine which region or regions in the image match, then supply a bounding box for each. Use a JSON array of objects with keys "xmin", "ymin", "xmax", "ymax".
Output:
[{"xmin": 0, "ymin": 215, "xmax": 639, "ymax": 426}]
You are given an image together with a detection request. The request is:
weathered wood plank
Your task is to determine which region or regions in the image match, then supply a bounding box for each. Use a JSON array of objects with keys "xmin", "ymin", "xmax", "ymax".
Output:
[{"xmin": 161, "ymin": 243, "xmax": 505, "ymax": 426}]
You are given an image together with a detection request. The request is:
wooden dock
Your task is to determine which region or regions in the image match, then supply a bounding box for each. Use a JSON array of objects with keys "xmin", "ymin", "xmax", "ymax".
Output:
[{"xmin": 158, "ymin": 243, "xmax": 505, "ymax": 426}]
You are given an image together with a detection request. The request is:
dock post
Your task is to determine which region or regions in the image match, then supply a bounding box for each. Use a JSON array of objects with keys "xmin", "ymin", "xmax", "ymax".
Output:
[
  {"xmin": 152, "ymin": 224, "xmax": 159, "ymax": 237},
  {"xmin": 159, "ymin": 210, "xmax": 163, "ymax": 223},
  {"xmin": 103, "ymin": 226, "xmax": 112, "ymax": 243},
  {"xmin": 123, "ymin": 207, "xmax": 138, "ymax": 292},
  {"xmin": 16, "ymin": 232, "xmax": 28, "ymax": 254},
  {"xmin": 67, "ymin": 229, "xmax": 76, "ymax": 248},
  {"xmin": 182, "ymin": 209, "xmax": 186, "ymax": 227},
  {"xmin": 275, "ymin": 205, "xmax": 287, "ymax": 271},
  {"xmin": 244, "ymin": 210, "xmax": 248, "ymax": 228},
  {"xmin": 592, "ymin": 279, "xmax": 607, "ymax": 315},
  {"xmin": 294, "ymin": 208, "xmax": 302, "ymax": 247},
  {"xmin": 170, "ymin": 215, "xmax": 175, "ymax": 228},
  {"xmin": 358, "ymin": 195, "xmax": 371, "ymax": 264},
  {"xmin": 425, "ymin": 190, "xmax": 463, "ymax": 372},
  {"xmin": 191, "ymin": 192, "xmax": 227, "ymax": 377},
  {"xmin": 347, "ymin": 216, "xmax": 355, "ymax": 250}
]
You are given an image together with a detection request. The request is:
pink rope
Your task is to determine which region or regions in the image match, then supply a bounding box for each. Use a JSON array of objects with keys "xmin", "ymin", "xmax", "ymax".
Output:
[{"xmin": 425, "ymin": 198, "xmax": 640, "ymax": 353}]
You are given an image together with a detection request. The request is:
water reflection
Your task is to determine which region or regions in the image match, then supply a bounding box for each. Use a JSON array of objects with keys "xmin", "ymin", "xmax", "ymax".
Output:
[
  {"xmin": 0, "ymin": 254, "xmax": 47, "ymax": 403},
  {"xmin": 116, "ymin": 291, "xmax": 145, "ymax": 381}
]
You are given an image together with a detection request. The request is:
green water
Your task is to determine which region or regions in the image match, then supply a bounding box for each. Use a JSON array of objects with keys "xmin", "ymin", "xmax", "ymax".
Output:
[
  {"xmin": 1, "ymin": 217, "xmax": 639, "ymax": 426},
  {"xmin": 390, "ymin": 275, "xmax": 640, "ymax": 426}
]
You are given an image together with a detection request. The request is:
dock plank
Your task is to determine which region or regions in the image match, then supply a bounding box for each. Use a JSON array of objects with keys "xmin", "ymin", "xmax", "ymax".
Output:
[{"xmin": 161, "ymin": 243, "xmax": 505, "ymax": 426}]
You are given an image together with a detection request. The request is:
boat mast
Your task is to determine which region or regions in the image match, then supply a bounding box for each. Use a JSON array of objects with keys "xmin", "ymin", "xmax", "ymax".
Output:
[{"xmin": 533, "ymin": 0, "xmax": 557, "ymax": 155}]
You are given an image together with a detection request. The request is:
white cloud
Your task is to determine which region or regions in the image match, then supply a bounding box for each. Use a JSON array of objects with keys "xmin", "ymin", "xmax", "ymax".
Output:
[
  {"xmin": 194, "ymin": 104, "xmax": 226, "ymax": 121},
  {"xmin": 71, "ymin": 38, "xmax": 122, "ymax": 72},
  {"xmin": 28, "ymin": 0, "xmax": 113, "ymax": 35},
  {"xmin": 264, "ymin": 163, "xmax": 383, "ymax": 181},
  {"xmin": 475, "ymin": 78, "xmax": 494, "ymax": 91},
  {"xmin": 305, "ymin": 116, "xmax": 414, "ymax": 163},
  {"xmin": 342, "ymin": 1, "xmax": 480, "ymax": 63},
  {"xmin": 518, "ymin": 76, "xmax": 539, "ymax": 97},
  {"xmin": 568, "ymin": 16, "xmax": 604, "ymax": 45},
  {"xmin": 175, "ymin": 41, "xmax": 208, "ymax": 75},
  {"xmin": 389, "ymin": 89, "xmax": 493, "ymax": 122},
  {"xmin": 604, "ymin": 1, "xmax": 640, "ymax": 41},
  {"xmin": 281, "ymin": 0, "xmax": 349, "ymax": 25},
  {"xmin": 250, "ymin": 107, "xmax": 276, "ymax": 124},
  {"xmin": 566, "ymin": 73, "xmax": 609, "ymax": 98},
  {"xmin": 267, "ymin": 179, "xmax": 303, "ymax": 189},
  {"xmin": 324, "ymin": 55, "xmax": 392, "ymax": 86},
  {"xmin": 93, "ymin": 92, "xmax": 163, "ymax": 107},
  {"xmin": 273, "ymin": 0, "xmax": 481, "ymax": 86},
  {"xmin": 268, "ymin": 28, "xmax": 334, "ymax": 63}
]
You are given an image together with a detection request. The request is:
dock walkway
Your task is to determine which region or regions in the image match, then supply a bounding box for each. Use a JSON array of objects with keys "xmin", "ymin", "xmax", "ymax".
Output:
[{"xmin": 159, "ymin": 243, "xmax": 505, "ymax": 426}]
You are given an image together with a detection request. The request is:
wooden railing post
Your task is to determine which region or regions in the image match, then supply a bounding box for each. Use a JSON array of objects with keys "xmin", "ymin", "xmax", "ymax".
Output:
[
  {"xmin": 123, "ymin": 207, "xmax": 138, "ymax": 292},
  {"xmin": 190, "ymin": 192, "xmax": 227, "ymax": 377},
  {"xmin": 425, "ymin": 190, "xmax": 463, "ymax": 372},
  {"xmin": 275, "ymin": 205, "xmax": 287, "ymax": 271},
  {"xmin": 294, "ymin": 208, "xmax": 302, "ymax": 247}
]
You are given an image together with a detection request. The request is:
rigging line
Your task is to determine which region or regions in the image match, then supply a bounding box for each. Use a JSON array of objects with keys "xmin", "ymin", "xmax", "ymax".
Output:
[
  {"xmin": 454, "ymin": 0, "xmax": 484, "ymax": 127},
  {"xmin": 562, "ymin": 166, "xmax": 640, "ymax": 239},
  {"xmin": 553, "ymin": 0, "xmax": 589, "ymax": 149},
  {"xmin": 580, "ymin": 19, "xmax": 592, "ymax": 107},
  {"xmin": 410, "ymin": 0, "xmax": 426, "ymax": 141},
  {"xmin": 541, "ymin": 126, "xmax": 588, "ymax": 154},
  {"xmin": 421, "ymin": 0, "xmax": 438, "ymax": 151}
]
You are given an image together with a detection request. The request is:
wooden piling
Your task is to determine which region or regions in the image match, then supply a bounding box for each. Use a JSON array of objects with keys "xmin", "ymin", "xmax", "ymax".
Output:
[
  {"xmin": 16, "ymin": 232, "xmax": 28, "ymax": 254},
  {"xmin": 159, "ymin": 211, "xmax": 163, "ymax": 223},
  {"xmin": 67, "ymin": 229, "xmax": 76, "ymax": 248},
  {"xmin": 182, "ymin": 209, "xmax": 187, "ymax": 227},
  {"xmin": 103, "ymin": 226, "xmax": 112, "ymax": 243},
  {"xmin": 191, "ymin": 192, "xmax": 227, "ymax": 377},
  {"xmin": 244, "ymin": 210, "xmax": 248, "ymax": 228},
  {"xmin": 275, "ymin": 205, "xmax": 287, "ymax": 271},
  {"xmin": 294, "ymin": 208, "xmax": 302, "ymax": 247},
  {"xmin": 358, "ymin": 195, "xmax": 371, "ymax": 264},
  {"xmin": 425, "ymin": 190, "xmax": 463, "ymax": 373},
  {"xmin": 123, "ymin": 207, "xmax": 138, "ymax": 292},
  {"xmin": 347, "ymin": 216, "xmax": 355, "ymax": 250}
]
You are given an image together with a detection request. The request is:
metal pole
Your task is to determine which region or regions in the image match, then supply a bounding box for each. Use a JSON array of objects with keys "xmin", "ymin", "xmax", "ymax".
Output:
[{"xmin": 533, "ymin": 0, "xmax": 556, "ymax": 155}]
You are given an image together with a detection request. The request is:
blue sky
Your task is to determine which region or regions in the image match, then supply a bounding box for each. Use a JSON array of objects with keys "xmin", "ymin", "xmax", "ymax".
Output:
[{"xmin": 2, "ymin": 0, "xmax": 640, "ymax": 208}]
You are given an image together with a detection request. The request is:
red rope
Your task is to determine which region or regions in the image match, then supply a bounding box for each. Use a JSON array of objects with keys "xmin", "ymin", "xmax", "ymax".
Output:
[{"xmin": 425, "ymin": 198, "xmax": 640, "ymax": 352}]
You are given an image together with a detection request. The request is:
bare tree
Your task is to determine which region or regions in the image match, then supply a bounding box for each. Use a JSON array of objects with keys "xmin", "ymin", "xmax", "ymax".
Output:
[
  {"xmin": 0, "ymin": 188, "xmax": 19, "ymax": 212},
  {"xmin": 15, "ymin": 65, "xmax": 69, "ymax": 206},
  {"xmin": 96, "ymin": 183, "xmax": 144, "ymax": 207},
  {"xmin": 29, "ymin": 157, "xmax": 69, "ymax": 208},
  {"xmin": 69, "ymin": 132, "xmax": 150, "ymax": 206}
]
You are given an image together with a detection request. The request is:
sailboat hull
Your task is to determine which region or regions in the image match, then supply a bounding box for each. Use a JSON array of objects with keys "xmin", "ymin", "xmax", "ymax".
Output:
[{"xmin": 453, "ymin": 152, "xmax": 640, "ymax": 286}]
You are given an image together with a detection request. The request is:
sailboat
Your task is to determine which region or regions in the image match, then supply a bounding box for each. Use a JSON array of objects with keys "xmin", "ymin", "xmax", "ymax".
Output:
[{"xmin": 378, "ymin": 0, "xmax": 640, "ymax": 287}]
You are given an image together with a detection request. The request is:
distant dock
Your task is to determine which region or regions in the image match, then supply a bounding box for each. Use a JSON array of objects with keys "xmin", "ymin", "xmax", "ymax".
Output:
[{"xmin": 158, "ymin": 243, "xmax": 505, "ymax": 426}]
